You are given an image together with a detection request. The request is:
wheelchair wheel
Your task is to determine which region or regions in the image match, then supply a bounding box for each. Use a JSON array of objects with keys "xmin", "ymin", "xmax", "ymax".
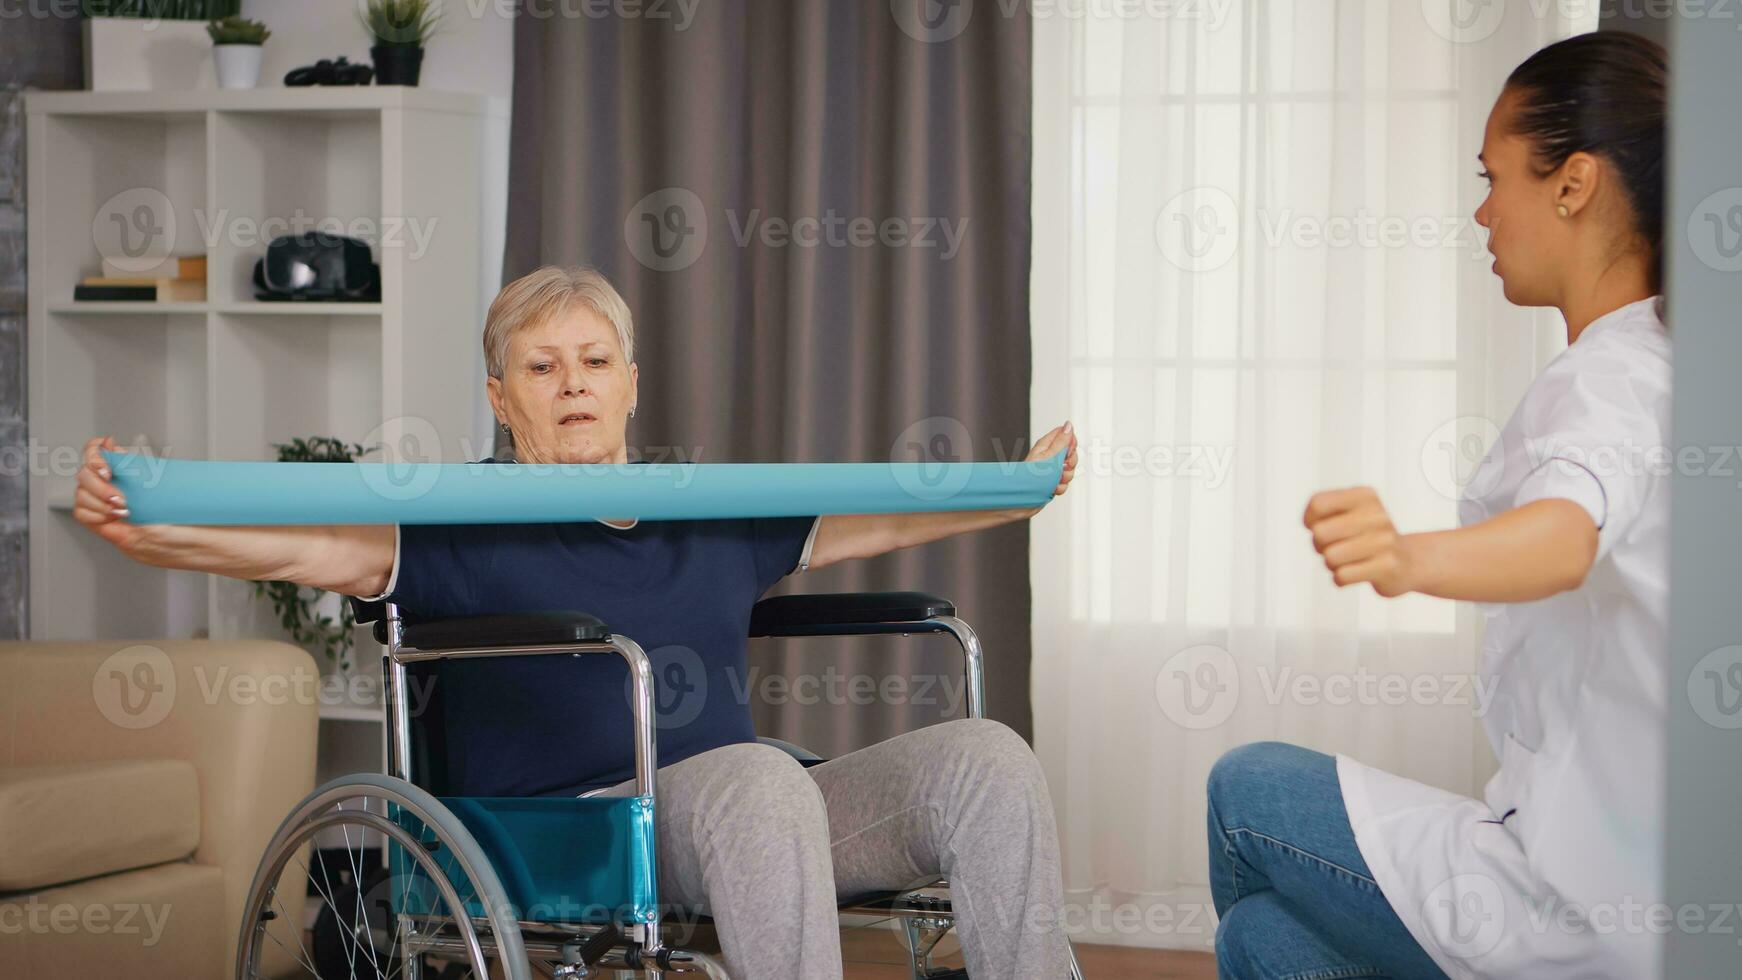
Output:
[{"xmin": 236, "ymin": 773, "xmax": 530, "ymax": 980}]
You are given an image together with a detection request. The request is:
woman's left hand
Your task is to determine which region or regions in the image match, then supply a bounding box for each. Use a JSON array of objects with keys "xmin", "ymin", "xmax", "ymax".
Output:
[
  {"xmin": 1018, "ymin": 421, "xmax": 1078, "ymax": 516},
  {"xmin": 1031, "ymin": 421, "xmax": 1079, "ymax": 498}
]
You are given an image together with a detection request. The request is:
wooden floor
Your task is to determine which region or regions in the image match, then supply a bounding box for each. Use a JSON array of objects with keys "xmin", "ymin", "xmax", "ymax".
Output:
[{"xmin": 840, "ymin": 926, "xmax": 1216, "ymax": 979}]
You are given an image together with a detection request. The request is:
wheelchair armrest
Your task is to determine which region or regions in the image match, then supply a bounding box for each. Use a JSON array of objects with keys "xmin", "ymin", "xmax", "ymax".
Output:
[
  {"xmin": 748, "ymin": 592, "xmax": 957, "ymax": 638},
  {"xmin": 378, "ymin": 611, "xmax": 611, "ymax": 649}
]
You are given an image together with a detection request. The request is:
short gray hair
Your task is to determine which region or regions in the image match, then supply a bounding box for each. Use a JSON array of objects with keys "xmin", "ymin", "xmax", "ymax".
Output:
[{"xmin": 483, "ymin": 266, "xmax": 635, "ymax": 379}]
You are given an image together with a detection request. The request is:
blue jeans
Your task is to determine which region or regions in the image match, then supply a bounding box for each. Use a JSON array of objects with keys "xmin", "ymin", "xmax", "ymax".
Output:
[{"xmin": 1206, "ymin": 741, "xmax": 1448, "ymax": 980}]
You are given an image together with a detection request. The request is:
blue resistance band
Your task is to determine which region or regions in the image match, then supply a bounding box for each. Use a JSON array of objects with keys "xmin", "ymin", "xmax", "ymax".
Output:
[{"xmin": 103, "ymin": 451, "xmax": 1066, "ymax": 526}]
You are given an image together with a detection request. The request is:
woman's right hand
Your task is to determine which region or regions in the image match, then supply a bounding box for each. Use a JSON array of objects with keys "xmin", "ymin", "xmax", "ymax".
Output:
[{"xmin": 74, "ymin": 435, "xmax": 154, "ymax": 555}]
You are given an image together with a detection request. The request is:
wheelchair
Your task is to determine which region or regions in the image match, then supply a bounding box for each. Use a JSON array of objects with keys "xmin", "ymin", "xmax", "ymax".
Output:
[{"xmin": 236, "ymin": 591, "xmax": 1088, "ymax": 979}]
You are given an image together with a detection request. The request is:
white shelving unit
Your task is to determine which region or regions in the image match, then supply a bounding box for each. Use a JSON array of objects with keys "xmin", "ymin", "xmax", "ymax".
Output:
[{"xmin": 25, "ymin": 86, "xmax": 506, "ymax": 656}]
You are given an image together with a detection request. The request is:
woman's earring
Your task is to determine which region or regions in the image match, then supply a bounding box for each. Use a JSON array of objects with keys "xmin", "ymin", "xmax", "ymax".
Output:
[
  {"xmin": 500, "ymin": 422, "xmax": 510, "ymax": 433},
  {"xmin": 628, "ymin": 407, "xmax": 637, "ymax": 419},
  {"xmin": 1557, "ymin": 204, "xmax": 1570, "ymax": 218}
]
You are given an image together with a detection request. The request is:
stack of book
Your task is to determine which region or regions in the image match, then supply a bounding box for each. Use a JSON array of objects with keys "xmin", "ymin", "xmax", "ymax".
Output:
[{"xmin": 75, "ymin": 255, "xmax": 207, "ymax": 302}]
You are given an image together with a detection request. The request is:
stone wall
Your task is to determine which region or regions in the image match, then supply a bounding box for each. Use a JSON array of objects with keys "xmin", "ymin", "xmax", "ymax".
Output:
[{"xmin": 0, "ymin": 13, "xmax": 84, "ymax": 638}]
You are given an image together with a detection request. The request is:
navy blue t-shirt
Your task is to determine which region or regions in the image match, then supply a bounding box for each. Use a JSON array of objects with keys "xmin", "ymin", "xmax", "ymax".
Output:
[{"xmin": 378, "ymin": 498, "xmax": 816, "ymax": 797}]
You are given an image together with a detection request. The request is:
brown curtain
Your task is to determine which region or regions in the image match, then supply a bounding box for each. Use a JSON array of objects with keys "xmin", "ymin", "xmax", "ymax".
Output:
[{"xmin": 504, "ymin": 0, "xmax": 1035, "ymax": 753}]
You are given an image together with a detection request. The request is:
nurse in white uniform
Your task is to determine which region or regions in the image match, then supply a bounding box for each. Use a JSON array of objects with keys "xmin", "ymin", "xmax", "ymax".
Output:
[{"xmin": 1207, "ymin": 32, "xmax": 1669, "ymax": 980}]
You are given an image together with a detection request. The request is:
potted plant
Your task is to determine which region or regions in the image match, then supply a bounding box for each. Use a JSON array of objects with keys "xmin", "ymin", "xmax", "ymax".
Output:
[
  {"xmin": 250, "ymin": 437, "xmax": 376, "ymax": 678},
  {"xmin": 361, "ymin": 0, "xmax": 441, "ymax": 87},
  {"xmin": 82, "ymin": 0, "xmax": 241, "ymax": 91},
  {"xmin": 207, "ymin": 16, "xmax": 270, "ymax": 90}
]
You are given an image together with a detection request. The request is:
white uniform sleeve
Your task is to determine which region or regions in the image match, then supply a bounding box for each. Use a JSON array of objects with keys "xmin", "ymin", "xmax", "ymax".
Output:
[
  {"xmin": 795, "ymin": 516, "xmax": 822, "ymax": 573},
  {"xmin": 1509, "ymin": 356, "xmax": 1665, "ymax": 562},
  {"xmin": 350, "ymin": 524, "xmax": 402, "ymax": 600}
]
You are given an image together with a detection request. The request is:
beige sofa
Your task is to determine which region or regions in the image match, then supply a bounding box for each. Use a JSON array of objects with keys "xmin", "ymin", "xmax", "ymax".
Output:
[{"xmin": 0, "ymin": 639, "xmax": 320, "ymax": 979}]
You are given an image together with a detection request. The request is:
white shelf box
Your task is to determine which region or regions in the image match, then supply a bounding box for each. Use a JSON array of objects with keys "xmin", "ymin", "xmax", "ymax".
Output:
[
  {"xmin": 207, "ymin": 311, "xmax": 384, "ymax": 461},
  {"xmin": 26, "ymin": 88, "xmax": 503, "ymax": 646},
  {"xmin": 34, "ymin": 110, "xmax": 207, "ymax": 306},
  {"xmin": 209, "ymin": 109, "xmax": 382, "ymax": 306}
]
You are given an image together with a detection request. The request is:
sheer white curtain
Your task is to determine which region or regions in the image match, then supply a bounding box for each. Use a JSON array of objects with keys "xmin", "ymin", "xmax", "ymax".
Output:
[{"xmin": 1029, "ymin": 1, "xmax": 1596, "ymax": 951}]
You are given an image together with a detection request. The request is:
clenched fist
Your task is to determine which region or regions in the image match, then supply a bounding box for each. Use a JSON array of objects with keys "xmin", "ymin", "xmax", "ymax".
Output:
[{"xmin": 1303, "ymin": 486, "xmax": 1417, "ymax": 598}]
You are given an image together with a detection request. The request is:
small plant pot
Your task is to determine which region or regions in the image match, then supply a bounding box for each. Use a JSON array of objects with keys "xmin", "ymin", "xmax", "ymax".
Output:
[
  {"xmin": 213, "ymin": 43, "xmax": 264, "ymax": 90},
  {"xmin": 370, "ymin": 44, "xmax": 424, "ymax": 86}
]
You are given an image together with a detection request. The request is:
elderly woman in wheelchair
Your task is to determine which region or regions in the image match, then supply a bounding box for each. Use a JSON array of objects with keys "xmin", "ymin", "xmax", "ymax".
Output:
[{"xmin": 75, "ymin": 266, "xmax": 1082, "ymax": 980}]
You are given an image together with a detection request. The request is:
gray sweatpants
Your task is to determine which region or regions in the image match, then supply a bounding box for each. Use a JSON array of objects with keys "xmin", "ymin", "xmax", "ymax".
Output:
[{"xmin": 597, "ymin": 717, "xmax": 1070, "ymax": 979}]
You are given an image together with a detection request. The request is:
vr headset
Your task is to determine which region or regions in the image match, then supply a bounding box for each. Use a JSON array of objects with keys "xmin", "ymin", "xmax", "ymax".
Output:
[{"xmin": 253, "ymin": 233, "xmax": 381, "ymax": 302}]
